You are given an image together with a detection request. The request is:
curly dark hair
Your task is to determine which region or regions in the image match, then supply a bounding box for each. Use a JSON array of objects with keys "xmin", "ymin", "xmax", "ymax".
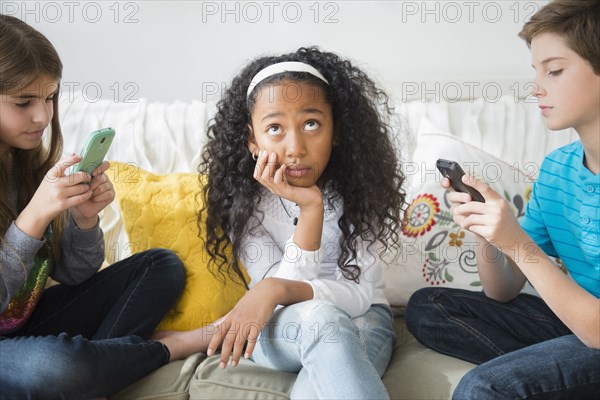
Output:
[{"xmin": 198, "ymin": 46, "xmax": 406, "ymax": 288}]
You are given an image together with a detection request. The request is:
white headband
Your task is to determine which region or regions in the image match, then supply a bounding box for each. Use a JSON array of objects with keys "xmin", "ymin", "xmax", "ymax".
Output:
[{"xmin": 246, "ymin": 61, "xmax": 329, "ymax": 99}]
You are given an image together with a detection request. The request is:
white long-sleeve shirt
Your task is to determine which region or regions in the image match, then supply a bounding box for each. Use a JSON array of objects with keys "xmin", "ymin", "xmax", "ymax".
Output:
[{"xmin": 240, "ymin": 190, "xmax": 388, "ymax": 318}]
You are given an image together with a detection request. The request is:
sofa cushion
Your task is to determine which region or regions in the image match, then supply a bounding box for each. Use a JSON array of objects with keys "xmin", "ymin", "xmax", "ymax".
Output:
[
  {"xmin": 383, "ymin": 334, "xmax": 476, "ymax": 399},
  {"xmin": 384, "ymin": 119, "xmax": 536, "ymax": 306},
  {"xmin": 111, "ymin": 317, "xmax": 475, "ymax": 400},
  {"xmin": 111, "ymin": 353, "xmax": 206, "ymax": 400},
  {"xmin": 109, "ymin": 162, "xmax": 248, "ymax": 331},
  {"xmin": 188, "ymin": 356, "xmax": 297, "ymax": 400}
]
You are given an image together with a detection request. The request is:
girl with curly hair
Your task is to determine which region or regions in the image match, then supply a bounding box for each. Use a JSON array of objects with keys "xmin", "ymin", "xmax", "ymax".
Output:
[{"xmin": 200, "ymin": 47, "xmax": 406, "ymax": 399}]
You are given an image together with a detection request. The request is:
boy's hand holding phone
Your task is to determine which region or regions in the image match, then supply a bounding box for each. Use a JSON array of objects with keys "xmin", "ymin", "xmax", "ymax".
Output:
[{"xmin": 437, "ymin": 159, "xmax": 524, "ymax": 250}]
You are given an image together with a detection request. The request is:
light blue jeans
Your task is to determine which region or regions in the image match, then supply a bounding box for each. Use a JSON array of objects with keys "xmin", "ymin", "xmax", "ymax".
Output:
[{"xmin": 251, "ymin": 300, "xmax": 395, "ymax": 400}]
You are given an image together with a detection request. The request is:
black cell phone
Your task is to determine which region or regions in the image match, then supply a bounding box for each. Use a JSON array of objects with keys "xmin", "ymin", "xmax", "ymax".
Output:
[{"xmin": 436, "ymin": 158, "xmax": 485, "ymax": 202}]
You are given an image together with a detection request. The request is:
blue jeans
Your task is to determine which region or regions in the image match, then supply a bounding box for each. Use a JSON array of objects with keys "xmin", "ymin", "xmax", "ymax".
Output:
[
  {"xmin": 0, "ymin": 248, "xmax": 185, "ymax": 399},
  {"xmin": 405, "ymin": 288, "xmax": 600, "ymax": 399},
  {"xmin": 251, "ymin": 300, "xmax": 395, "ymax": 400}
]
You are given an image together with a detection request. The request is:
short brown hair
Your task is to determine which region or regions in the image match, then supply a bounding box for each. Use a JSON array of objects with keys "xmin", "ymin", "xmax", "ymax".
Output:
[{"xmin": 519, "ymin": 0, "xmax": 600, "ymax": 74}]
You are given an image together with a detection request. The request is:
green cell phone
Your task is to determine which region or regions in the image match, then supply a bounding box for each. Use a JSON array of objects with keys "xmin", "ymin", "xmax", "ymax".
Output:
[{"xmin": 67, "ymin": 127, "xmax": 115, "ymax": 176}]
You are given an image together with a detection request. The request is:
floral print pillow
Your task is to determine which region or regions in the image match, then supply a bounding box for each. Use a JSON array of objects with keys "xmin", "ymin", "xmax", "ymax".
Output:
[{"xmin": 384, "ymin": 131, "xmax": 536, "ymax": 306}]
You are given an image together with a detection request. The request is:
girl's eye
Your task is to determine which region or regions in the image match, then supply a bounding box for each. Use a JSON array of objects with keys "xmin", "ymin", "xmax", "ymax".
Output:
[
  {"xmin": 267, "ymin": 125, "xmax": 282, "ymax": 135},
  {"xmin": 548, "ymin": 69, "xmax": 563, "ymax": 77},
  {"xmin": 304, "ymin": 120, "xmax": 320, "ymax": 131},
  {"xmin": 45, "ymin": 95, "xmax": 55, "ymax": 103},
  {"xmin": 15, "ymin": 101, "xmax": 30, "ymax": 108}
]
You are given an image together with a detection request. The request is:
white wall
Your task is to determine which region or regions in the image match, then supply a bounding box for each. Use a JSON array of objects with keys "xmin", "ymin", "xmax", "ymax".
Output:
[{"xmin": 4, "ymin": 0, "xmax": 548, "ymax": 102}]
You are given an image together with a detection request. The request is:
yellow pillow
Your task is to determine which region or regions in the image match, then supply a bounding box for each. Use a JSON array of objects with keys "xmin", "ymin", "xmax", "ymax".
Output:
[{"xmin": 108, "ymin": 162, "xmax": 247, "ymax": 331}]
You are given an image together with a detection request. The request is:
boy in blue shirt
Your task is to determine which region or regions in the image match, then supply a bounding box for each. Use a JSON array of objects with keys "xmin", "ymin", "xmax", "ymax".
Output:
[{"xmin": 406, "ymin": 1, "xmax": 599, "ymax": 398}]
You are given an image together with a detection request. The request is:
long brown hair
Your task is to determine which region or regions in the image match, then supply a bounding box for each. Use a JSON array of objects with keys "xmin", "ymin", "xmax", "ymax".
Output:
[{"xmin": 0, "ymin": 14, "xmax": 66, "ymax": 261}]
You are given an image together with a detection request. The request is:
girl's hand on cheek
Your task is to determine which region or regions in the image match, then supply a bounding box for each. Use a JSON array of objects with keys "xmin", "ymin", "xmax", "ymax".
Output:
[
  {"xmin": 254, "ymin": 150, "xmax": 325, "ymax": 250},
  {"xmin": 253, "ymin": 150, "xmax": 322, "ymax": 209}
]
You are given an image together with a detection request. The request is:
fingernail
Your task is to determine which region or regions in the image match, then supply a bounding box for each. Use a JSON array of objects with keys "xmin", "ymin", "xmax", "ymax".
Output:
[
  {"xmin": 231, "ymin": 360, "xmax": 237, "ymax": 367},
  {"xmin": 207, "ymin": 348, "xmax": 213, "ymax": 356},
  {"xmin": 260, "ymin": 150, "xmax": 266, "ymax": 158},
  {"xmin": 219, "ymin": 361, "xmax": 225, "ymax": 369},
  {"xmin": 244, "ymin": 352, "xmax": 250, "ymax": 359},
  {"xmin": 269, "ymin": 152, "xmax": 276, "ymax": 162}
]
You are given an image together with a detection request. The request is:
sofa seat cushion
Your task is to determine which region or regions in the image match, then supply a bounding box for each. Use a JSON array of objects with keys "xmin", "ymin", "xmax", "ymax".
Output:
[
  {"xmin": 383, "ymin": 335, "xmax": 476, "ymax": 399},
  {"xmin": 111, "ymin": 317, "xmax": 474, "ymax": 399},
  {"xmin": 112, "ymin": 353, "xmax": 206, "ymax": 400},
  {"xmin": 189, "ymin": 356, "xmax": 297, "ymax": 399}
]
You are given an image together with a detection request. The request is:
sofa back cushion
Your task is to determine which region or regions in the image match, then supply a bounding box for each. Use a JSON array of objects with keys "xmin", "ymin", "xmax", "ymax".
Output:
[{"xmin": 109, "ymin": 162, "xmax": 247, "ymax": 330}]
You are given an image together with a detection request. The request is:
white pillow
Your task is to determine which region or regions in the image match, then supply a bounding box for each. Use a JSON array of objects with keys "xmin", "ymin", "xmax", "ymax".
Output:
[{"xmin": 384, "ymin": 119, "xmax": 537, "ymax": 306}]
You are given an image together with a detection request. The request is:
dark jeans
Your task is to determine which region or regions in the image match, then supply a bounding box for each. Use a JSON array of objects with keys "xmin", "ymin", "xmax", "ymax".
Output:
[
  {"xmin": 405, "ymin": 288, "xmax": 600, "ymax": 399},
  {"xmin": 0, "ymin": 248, "xmax": 185, "ymax": 399}
]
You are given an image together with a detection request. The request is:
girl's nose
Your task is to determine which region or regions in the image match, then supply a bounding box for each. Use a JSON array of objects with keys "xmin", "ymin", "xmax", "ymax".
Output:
[
  {"xmin": 285, "ymin": 130, "xmax": 306, "ymax": 159},
  {"xmin": 31, "ymin": 100, "xmax": 52, "ymax": 125}
]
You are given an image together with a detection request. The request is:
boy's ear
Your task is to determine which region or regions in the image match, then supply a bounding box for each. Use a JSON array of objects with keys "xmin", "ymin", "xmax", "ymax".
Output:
[{"xmin": 247, "ymin": 124, "xmax": 257, "ymax": 154}]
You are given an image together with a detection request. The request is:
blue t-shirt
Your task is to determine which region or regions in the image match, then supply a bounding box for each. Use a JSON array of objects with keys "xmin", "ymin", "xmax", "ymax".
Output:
[{"xmin": 520, "ymin": 141, "xmax": 600, "ymax": 298}]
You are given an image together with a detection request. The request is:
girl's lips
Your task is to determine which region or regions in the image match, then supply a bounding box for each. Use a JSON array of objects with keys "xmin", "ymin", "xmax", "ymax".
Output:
[
  {"xmin": 286, "ymin": 167, "xmax": 310, "ymax": 178},
  {"xmin": 24, "ymin": 129, "xmax": 44, "ymax": 139}
]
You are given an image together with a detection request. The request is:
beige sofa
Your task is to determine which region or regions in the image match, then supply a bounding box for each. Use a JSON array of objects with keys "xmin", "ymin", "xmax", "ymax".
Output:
[
  {"xmin": 58, "ymin": 92, "xmax": 574, "ymax": 399},
  {"xmin": 112, "ymin": 317, "xmax": 475, "ymax": 400}
]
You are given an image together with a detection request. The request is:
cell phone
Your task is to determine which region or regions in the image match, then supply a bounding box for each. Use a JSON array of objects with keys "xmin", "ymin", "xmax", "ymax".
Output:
[
  {"xmin": 67, "ymin": 127, "xmax": 115, "ymax": 177},
  {"xmin": 436, "ymin": 158, "xmax": 485, "ymax": 203}
]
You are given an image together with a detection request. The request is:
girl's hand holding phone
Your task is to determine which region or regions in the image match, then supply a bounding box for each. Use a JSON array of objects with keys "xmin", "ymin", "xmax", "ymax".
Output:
[
  {"xmin": 70, "ymin": 160, "xmax": 115, "ymax": 229},
  {"xmin": 16, "ymin": 154, "xmax": 96, "ymax": 239}
]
